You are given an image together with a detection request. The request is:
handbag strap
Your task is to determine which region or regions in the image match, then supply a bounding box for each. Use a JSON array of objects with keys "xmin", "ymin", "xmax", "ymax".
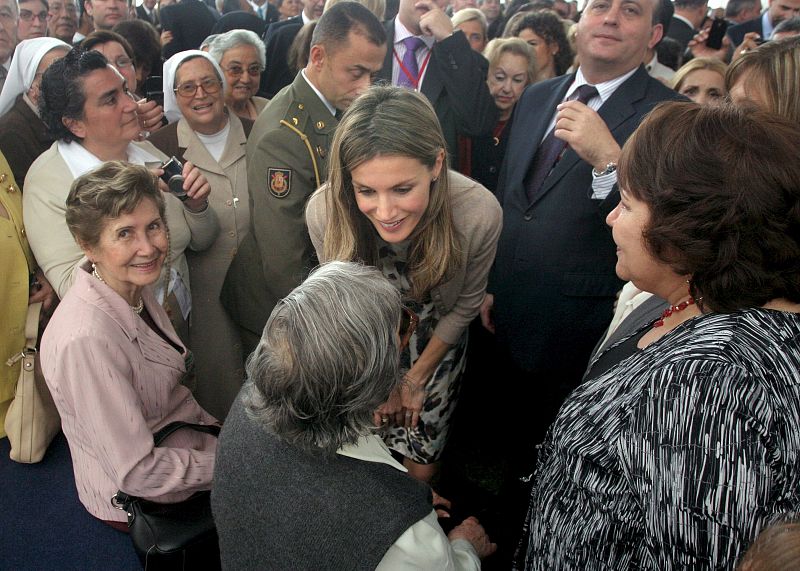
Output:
[
  {"xmin": 24, "ymin": 302, "xmax": 42, "ymax": 350},
  {"xmin": 112, "ymin": 422, "xmax": 220, "ymax": 510},
  {"xmin": 5, "ymin": 302, "xmax": 41, "ymax": 367},
  {"xmin": 153, "ymin": 421, "xmax": 221, "ymax": 447}
]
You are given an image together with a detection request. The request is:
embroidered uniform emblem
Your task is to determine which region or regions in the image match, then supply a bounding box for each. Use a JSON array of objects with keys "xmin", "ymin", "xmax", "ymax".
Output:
[{"xmin": 268, "ymin": 168, "xmax": 292, "ymax": 198}]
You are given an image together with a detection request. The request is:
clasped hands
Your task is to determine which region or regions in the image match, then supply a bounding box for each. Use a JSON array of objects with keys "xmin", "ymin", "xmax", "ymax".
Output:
[{"xmin": 374, "ymin": 374, "xmax": 426, "ymax": 429}]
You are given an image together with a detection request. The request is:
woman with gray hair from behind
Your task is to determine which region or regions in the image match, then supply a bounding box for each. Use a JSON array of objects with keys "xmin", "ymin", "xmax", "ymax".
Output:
[{"xmin": 212, "ymin": 261, "xmax": 496, "ymax": 570}]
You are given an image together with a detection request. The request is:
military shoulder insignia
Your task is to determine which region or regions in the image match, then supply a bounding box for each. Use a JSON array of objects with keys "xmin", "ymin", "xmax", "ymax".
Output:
[{"xmin": 268, "ymin": 168, "xmax": 292, "ymax": 198}]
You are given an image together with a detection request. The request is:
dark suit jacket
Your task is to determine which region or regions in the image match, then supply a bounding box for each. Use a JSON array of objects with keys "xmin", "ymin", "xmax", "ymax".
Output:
[
  {"xmin": 590, "ymin": 293, "xmax": 668, "ymax": 360},
  {"xmin": 490, "ymin": 66, "xmax": 684, "ymax": 378},
  {"xmin": 727, "ymin": 14, "xmax": 764, "ymax": 46},
  {"xmin": 260, "ymin": 15, "xmax": 303, "ymax": 98},
  {"xmin": 665, "ymin": 16, "xmax": 695, "ymax": 50},
  {"xmin": 160, "ymin": 0, "xmax": 218, "ymax": 59},
  {"xmin": 376, "ymin": 19, "xmax": 496, "ymax": 161},
  {"xmin": 136, "ymin": 4, "xmax": 159, "ymax": 26},
  {"xmin": 211, "ymin": 11, "xmax": 267, "ymax": 35},
  {"xmin": 0, "ymin": 95, "xmax": 54, "ymax": 190}
]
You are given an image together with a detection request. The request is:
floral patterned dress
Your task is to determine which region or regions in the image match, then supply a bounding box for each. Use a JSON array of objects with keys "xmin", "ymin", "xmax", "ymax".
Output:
[{"xmin": 378, "ymin": 240, "xmax": 468, "ymax": 464}]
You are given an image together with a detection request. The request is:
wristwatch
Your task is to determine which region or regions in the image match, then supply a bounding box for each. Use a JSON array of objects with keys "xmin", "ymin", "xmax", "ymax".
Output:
[{"xmin": 592, "ymin": 162, "xmax": 617, "ymax": 177}]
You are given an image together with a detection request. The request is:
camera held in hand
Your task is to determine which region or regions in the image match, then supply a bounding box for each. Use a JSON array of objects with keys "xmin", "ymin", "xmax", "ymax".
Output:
[{"xmin": 160, "ymin": 156, "xmax": 188, "ymax": 202}]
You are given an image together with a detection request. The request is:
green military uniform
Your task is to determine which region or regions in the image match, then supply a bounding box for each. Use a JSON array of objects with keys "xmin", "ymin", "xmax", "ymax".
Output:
[{"xmin": 221, "ymin": 72, "xmax": 337, "ymax": 352}]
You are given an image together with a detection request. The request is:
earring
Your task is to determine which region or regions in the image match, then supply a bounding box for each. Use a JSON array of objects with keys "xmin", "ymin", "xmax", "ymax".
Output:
[{"xmin": 432, "ymin": 176, "xmax": 438, "ymax": 182}]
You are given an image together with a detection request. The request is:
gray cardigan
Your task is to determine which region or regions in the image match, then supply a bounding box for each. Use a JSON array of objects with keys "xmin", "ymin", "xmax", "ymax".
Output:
[{"xmin": 306, "ymin": 170, "xmax": 502, "ymax": 345}]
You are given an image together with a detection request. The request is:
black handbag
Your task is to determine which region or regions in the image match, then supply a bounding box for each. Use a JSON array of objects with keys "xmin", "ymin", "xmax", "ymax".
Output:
[{"xmin": 111, "ymin": 421, "xmax": 222, "ymax": 571}]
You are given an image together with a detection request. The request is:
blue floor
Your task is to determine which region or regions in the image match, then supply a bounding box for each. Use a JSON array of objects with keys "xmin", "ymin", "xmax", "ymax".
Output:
[{"xmin": 0, "ymin": 432, "xmax": 141, "ymax": 570}]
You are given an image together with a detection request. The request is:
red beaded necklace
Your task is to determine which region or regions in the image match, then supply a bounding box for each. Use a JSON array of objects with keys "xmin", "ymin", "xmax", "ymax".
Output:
[{"xmin": 653, "ymin": 297, "xmax": 696, "ymax": 327}]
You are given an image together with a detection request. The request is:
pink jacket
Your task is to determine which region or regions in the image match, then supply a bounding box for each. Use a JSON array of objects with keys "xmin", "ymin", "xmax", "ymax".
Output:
[{"xmin": 41, "ymin": 262, "xmax": 219, "ymax": 522}]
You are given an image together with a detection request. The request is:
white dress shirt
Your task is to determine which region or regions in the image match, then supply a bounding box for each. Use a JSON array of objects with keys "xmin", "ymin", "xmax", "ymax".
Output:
[{"xmin": 337, "ymin": 435, "xmax": 481, "ymax": 570}]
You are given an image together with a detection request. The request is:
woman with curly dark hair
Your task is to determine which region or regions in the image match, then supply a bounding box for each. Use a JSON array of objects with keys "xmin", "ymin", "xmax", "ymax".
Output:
[
  {"xmin": 506, "ymin": 10, "xmax": 573, "ymax": 79},
  {"xmin": 523, "ymin": 101, "xmax": 800, "ymax": 569}
]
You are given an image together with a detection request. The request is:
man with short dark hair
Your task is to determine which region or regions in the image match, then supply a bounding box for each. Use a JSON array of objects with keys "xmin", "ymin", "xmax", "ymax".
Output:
[
  {"xmin": 645, "ymin": 0, "xmax": 675, "ymax": 81},
  {"xmin": 0, "ymin": 0, "xmax": 16, "ymax": 91},
  {"xmin": 377, "ymin": 0, "xmax": 496, "ymax": 160},
  {"xmin": 259, "ymin": 0, "xmax": 325, "ymax": 97},
  {"xmin": 483, "ymin": 0, "xmax": 684, "ymax": 559},
  {"xmin": 222, "ymin": 2, "xmax": 388, "ymax": 356},
  {"xmin": 83, "ymin": 0, "xmax": 128, "ymax": 30},
  {"xmin": 666, "ymin": 0, "xmax": 708, "ymax": 50},
  {"xmin": 728, "ymin": 0, "xmax": 800, "ymax": 44}
]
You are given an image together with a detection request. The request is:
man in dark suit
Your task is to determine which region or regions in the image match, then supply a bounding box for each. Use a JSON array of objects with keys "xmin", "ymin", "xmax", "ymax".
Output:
[
  {"xmin": 159, "ymin": 0, "xmax": 218, "ymax": 59},
  {"xmin": 135, "ymin": 0, "xmax": 159, "ymax": 26},
  {"xmin": 259, "ymin": 0, "xmax": 325, "ymax": 98},
  {"xmin": 376, "ymin": 0, "xmax": 496, "ymax": 160},
  {"xmin": 665, "ymin": 0, "xmax": 707, "ymax": 50},
  {"xmin": 727, "ymin": 0, "xmax": 800, "ymax": 45},
  {"xmin": 481, "ymin": 0, "xmax": 684, "ymax": 557}
]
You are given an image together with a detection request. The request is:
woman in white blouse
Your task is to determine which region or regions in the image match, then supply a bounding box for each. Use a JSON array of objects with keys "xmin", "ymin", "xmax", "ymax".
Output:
[{"xmin": 23, "ymin": 48, "xmax": 218, "ymax": 342}]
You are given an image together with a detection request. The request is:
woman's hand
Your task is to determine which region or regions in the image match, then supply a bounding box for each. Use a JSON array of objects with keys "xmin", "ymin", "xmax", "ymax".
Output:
[
  {"xmin": 374, "ymin": 387, "xmax": 404, "ymax": 427},
  {"xmin": 137, "ymin": 99, "xmax": 165, "ymax": 135},
  {"xmin": 399, "ymin": 375, "xmax": 426, "ymax": 429},
  {"xmin": 181, "ymin": 161, "xmax": 211, "ymax": 212},
  {"xmin": 161, "ymin": 30, "xmax": 173, "ymax": 46},
  {"xmin": 29, "ymin": 268, "xmax": 55, "ymax": 313}
]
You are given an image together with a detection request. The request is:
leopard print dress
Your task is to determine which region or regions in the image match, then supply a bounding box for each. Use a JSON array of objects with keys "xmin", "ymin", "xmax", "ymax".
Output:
[{"xmin": 378, "ymin": 240, "xmax": 468, "ymax": 464}]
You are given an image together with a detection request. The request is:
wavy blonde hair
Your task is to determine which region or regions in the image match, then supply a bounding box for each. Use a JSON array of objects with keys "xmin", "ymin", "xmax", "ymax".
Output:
[{"xmin": 321, "ymin": 86, "xmax": 462, "ymax": 299}]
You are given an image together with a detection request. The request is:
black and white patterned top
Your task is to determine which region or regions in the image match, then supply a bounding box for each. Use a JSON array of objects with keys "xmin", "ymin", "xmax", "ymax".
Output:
[{"xmin": 524, "ymin": 308, "xmax": 800, "ymax": 570}]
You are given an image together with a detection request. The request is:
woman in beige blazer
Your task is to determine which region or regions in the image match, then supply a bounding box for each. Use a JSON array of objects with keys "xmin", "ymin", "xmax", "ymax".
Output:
[
  {"xmin": 23, "ymin": 48, "xmax": 218, "ymax": 344},
  {"xmin": 305, "ymin": 86, "xmax": 502, "ymax": 483},
  {"xmin": 150, "ymin": 50, "xmax": 252, "ymax": 419}
]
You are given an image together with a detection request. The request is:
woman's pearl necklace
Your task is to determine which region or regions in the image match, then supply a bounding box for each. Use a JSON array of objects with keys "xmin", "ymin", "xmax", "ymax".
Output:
[{"xmin": 92, "ymin": 265, "xmax": 144, "ymax": 315}]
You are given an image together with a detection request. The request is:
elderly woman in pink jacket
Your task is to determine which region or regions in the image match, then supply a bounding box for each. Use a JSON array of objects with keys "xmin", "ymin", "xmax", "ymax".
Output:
[{"xmin": 40, "ymin": 162, "xmax": 218, "ymax": 529}]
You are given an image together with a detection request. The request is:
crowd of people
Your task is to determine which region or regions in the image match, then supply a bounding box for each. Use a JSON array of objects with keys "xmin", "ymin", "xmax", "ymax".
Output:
[{"xmin": 1, "ymin": 0, "xmax": 800, "ymax": 568}]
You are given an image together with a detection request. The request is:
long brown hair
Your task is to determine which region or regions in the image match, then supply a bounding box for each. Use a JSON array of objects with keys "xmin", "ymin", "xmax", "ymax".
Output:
[{"xmin": 321, "ymin": 86, "xmax": 461, "ymax": 299}]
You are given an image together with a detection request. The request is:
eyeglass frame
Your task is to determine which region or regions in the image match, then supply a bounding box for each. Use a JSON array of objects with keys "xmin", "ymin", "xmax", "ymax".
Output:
[
  {"xmin": 173, "ymin": 78, "xmax": 223, "ymax": 98},
  {"xmin": 19, "ymin": 9, "xmax": 49, "ymax": 21},
  {"xmin": 221, "ymin": 63, "xmax": 264, "ymax": 78}
]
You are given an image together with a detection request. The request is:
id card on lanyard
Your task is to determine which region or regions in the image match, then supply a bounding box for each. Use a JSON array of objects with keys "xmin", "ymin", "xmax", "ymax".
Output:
[{"xmin": 393, "ymin": 47, "xmax": 433, "ymax": 91}]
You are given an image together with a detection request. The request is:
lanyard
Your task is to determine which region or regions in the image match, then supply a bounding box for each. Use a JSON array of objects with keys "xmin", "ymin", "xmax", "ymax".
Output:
[{"xmin": 393, "ymin": 46, "xmax": 432, "ymax": 90}]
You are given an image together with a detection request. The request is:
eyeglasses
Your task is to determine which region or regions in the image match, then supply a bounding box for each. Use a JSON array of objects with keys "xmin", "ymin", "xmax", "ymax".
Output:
[
  {"xmin": 174, "ymin": 78, "xmax": 222, "ymax": 98},
  {"xmin": 19, "ymin": 9, "xmax": 49, "ymax": 21},
  {"xmin": 399, "ymin": 306, "xmax": 419, "ymax": 350},
  {"xmin": 110, "ymin": 56, "xmax": 133, "ymax": 69},
  {"xmin": 222, "ymin": 64, "xmax": 263, "ymax": 78}
]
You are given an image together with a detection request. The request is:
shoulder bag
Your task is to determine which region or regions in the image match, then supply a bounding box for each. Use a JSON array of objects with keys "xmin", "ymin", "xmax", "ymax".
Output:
[
  {"xmin": 5, "ymin": 301, "xmax": 61, "ymax": 463},
  {"xmin": 111, "ymin": 421, "xmax": 222, "ymax": 571}
]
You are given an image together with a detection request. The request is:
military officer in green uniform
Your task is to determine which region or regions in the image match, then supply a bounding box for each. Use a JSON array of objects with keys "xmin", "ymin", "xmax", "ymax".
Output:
[{"xmin": 222, "ymin": 2, "xmax": 387, "ymax": 356}]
